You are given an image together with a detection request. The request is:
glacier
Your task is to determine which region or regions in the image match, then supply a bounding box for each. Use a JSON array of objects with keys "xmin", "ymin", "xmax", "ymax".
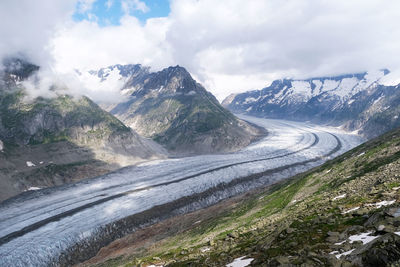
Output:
[{"xmin": 0, "ymin": 115, "xmax": 364, "ymax": 266}]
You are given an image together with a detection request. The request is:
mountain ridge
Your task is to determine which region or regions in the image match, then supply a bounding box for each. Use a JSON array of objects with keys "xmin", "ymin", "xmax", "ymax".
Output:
[
  {"xmin": 0, "ymin": 59, "xmax": 165, "ymax": 201},
  {"xmin": 223, "ymin": 70, "xmax": 400, "ymax": 139},
  {"xmin": 84, "ymin": 64, "xmax": 265, "ymax": 155}
]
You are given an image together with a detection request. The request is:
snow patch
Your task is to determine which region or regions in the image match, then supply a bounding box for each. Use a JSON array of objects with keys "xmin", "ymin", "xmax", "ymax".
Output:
[
  {"xmin": 0, "ymin": 140, "xmax": 3, "ymax": 152},
  {"xmin": 321, "ymin": 80, "xmax": 340, "ymax": 92},
  {"xmin": 26, "ymin": 161, "xmax": 36, "ymax": 167},
  {"xmin": 312, "ymin": 80, "xmax": 323, "ymax": 95},
  {"xmin": 334, "ymin": 240, "xmax": 346, "ymax": 245},
  {"xmin": 333, "ymin": 194, "xmax": 346, "ymax": 201},
  {"xmin": 366, "ymin": 200, "xmax": 396, "ymax": 209},
  {"xmin": 342, "ymin": 206, "xmax": 359, "ymax": 214},
  {"xmin": 348, "ymin": 232, "xmax": 378, "ymax": 245},
  {"xmin": 25, "ymin": 187, "xmax": 41, "ymax": 191},
  {"xmin": 246, "ymin": 106, "xmax": 253, "ymax": 112},
  {"xmin": 333, "ymin": 77, "xmax": 359, "ymax": 98},
  {"xmin": 332, "ymin": 249, "xmax": 355, "ymax": 259},
  {"xmin": 292, "ymin": 81, "xmax": 312, "ymax": 98},
  {"xmin": 244, "ymin": 97, "xmax": 258, "ymax": 104},
  {"xmin": 226, "ymin": 256, "xmax": 254, "ymax": 267}
]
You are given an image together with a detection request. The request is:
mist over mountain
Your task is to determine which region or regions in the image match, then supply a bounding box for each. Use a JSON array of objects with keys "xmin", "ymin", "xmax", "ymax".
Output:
[{"xmin": 0, "ymin": 59, "xmax": 165, "ymax": 200}]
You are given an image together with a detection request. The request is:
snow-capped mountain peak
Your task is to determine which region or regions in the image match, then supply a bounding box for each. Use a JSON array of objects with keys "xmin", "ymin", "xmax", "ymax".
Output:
[{"xmin": 222, "ymin": 69, "xmax": 400, "ymax": 139}]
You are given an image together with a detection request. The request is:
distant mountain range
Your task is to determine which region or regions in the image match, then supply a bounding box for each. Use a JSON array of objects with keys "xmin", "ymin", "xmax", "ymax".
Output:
[
  {"xmin": 222, "ymin": 70, "xmax": 400, "ymax": 138},
  {"xmin": 83, "ymin": 64, "xmax": 264, "ymax": 155}
]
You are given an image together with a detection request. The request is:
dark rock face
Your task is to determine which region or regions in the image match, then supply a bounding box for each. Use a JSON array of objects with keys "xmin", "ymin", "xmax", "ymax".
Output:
[
  {"xmin": 347, "ymin": 233, "xmax": 400, "ymax": 267},
  {"xmin": 94, "ymin": 64, "xmax": 264, "ymax": 155},
  {"xmin": 223, "ymin": 70, "xmax": 400, "ymax": 139}
]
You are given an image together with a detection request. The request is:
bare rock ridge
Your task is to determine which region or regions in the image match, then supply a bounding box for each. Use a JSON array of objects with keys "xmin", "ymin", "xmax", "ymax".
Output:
[
  {"xmin": 88, "ymin": 64, "xmax": 265, "ymax": 155},
  {"xmin": 0, "ymin": 58, "xmax": 165, "ymax": 201},
  {"xmin": 223, "ymin": 70, "xmax": 400, "ymax": 139}
]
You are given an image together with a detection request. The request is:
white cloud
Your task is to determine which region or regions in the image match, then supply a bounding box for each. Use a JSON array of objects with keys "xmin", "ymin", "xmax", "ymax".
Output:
[
  {"xmin": 76, "ymin": 0, "xmax": 97, "ymax": 14},
  {"xmin": 122, "ymin": 0, "xmax": 149, "ymax": 14},
  {"xmin": 2, "ymin": 0, "xmax": 400, "ymax": 102},
  {"xmin": 51, "ymin": 16, "xmax": 172, "ymax": 72},
  {"xmin": 0, "ymin": 0, "xmax": 75, "ymax": 67}
]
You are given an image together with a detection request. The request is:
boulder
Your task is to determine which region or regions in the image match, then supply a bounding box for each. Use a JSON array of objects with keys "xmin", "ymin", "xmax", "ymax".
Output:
[{"xmin": 346, "ymin": 233, "xmax": 400, "ymax": 267}]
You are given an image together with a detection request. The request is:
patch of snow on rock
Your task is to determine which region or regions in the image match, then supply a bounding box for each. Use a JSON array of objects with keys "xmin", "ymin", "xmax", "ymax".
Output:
[
  {"xmin": 25, "ymin": 187, "xmax": 41, "ymax": 191},
  {"xmin": 366, "ymin": 200, "xmax": 396, "ymax": 209},
  {"xmin": 334, "ymin": 77, "xmax": 359, "ymax": 98},
  {"xmin": 322, "ymin": 80, "xmax": 340, "ymax": 92},
  {"xmin": 244, "ymin": 97, "xmax": 258, "ymax": 104},
  {"xmin": 312, "ymin": 80, "xmax": 323, "ymax": 95},
  {"xmin": 342, "ymin": 206, "xmax": 359, "ymax": 214},
  {"xmin": 334, "ymin": 240, "xmax": 346, "ymax": 245},
  {"xmin": 226, "ymin": 256, "xmax": 254, "ymax": 267},
  {"xmin": 292, "ymin": 81, "xmax": 311, "ymax": 98},
  {"xmin": 333, "ymin": 194, "xmax": 346, "ymax": 201},
  {"xmin": 26, "ymin": 161, "xmax": 36, "ymax": 167},
  {"xmin": 353, "ymin": 70, "xmax": 385, "ymax": 94},
  {"xmin": 0, "ymin": 140, "xmax": 3, "ymax": 151},
  {"xmin": 348, "ymin": 232, "xmax": 379, "ymax": 245},
  {"xmin": 333, "ymin": 249, "xmax": 355, "ymax": 259}
]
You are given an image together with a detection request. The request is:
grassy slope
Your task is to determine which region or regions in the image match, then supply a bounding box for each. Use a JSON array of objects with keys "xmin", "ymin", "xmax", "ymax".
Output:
[
  {"xmin": 93, "ymin": 127, "xmax": 400, "ymax": 266},
  {"xmin": 0, "ymin": 89, "xmax": 130, "ymax": 146}
]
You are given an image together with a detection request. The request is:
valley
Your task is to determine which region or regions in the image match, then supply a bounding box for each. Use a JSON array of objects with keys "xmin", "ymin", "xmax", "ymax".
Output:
[
  {"xmin": 0, "ymin": 115, "xmax": 363, "ymax": 266},
  {"xmin": 2, "ymin": 2, "xmax": 400, "ymax": 266}
]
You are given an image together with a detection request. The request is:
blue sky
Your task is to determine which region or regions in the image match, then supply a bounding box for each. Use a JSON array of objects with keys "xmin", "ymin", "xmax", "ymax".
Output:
[{"xmin": 73, "ymin": 0, "xmax": 170, "ymax": 26}]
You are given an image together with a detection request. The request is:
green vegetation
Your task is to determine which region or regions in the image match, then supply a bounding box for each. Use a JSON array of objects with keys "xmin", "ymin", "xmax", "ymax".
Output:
[
  {"xmin": 0, "ymin": 89, "xmax": 129, "ymax": 146},
  {"xmin": 94, "ymin": 125, "xmax": 400, "ymax": 266}
]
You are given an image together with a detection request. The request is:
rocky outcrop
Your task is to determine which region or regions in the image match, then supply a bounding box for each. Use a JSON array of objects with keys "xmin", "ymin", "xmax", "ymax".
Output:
[
  {"xmin": 0, "ymin": 59, "xmax": 165, "ymax": 201},
  {"xmin": 347, "ymin": 233, "xmax": 400, "ymax": 267},
  {"xmin": 87, "ymin": 64, "xmax": 265, "ymax": 155}
]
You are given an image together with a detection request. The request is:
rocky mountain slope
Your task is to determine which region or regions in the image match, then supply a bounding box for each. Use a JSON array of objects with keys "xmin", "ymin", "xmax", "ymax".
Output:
[
  {"xmin": 0, "ymin": 59, "xmax": 165, "ymax": 201},
  {"xmin": 83, "ymin": 124, "xmax": 400, "ymax": 266},
  {"xmin": 84, "ymin": 64, "xmax": 264, "ymax": 155},
  {"xmin": 223, "ymin": 70, "xmax": 400, "ymax": 139}
]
